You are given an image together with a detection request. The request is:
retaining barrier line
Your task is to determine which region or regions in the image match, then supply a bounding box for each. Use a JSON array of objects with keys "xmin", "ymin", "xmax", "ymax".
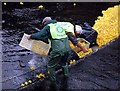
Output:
[{"xmin": 1, "ymin": 66, "xmax": 44, "ymax": 83}]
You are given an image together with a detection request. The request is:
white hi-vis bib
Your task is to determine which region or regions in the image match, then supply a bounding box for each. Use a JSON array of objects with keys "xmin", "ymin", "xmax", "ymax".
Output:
[{"xmin": 49, "ymin": 22, "xmax": 74, "ymax": 39}]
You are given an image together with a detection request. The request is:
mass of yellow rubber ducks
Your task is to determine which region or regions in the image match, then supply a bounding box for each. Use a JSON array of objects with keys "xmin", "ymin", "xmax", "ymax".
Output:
[
  {"xmin": 75, "ymin": 5, "xmax": 120, "ymax": 59},
  {"xmin": 93, "ymin": 5, "xmax": 120, "ymax": 47}
]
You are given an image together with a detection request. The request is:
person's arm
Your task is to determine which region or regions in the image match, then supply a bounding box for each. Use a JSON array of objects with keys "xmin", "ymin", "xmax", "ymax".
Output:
[
  {"xmin": 66, "ymin": 32, "xmax": 87, "ymax": 53},
  {"xmin": 26, "ymin": 26, "xmax": 50, "ymax": 44}
]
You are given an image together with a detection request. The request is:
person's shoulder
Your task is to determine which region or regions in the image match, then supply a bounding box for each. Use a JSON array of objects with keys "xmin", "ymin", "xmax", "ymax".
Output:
[
  {"xmin": 41, "ymin": 25, "xmax": 50, "ymax": 34},
  {"xmin": 43, "ymin": 25, "xmax": 50, "ymax": 30}
]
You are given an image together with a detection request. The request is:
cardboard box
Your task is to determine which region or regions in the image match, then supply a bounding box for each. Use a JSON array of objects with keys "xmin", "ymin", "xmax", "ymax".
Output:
[{"xmin": 19, "ymin": 33, "xmax": 51, "ymax": 56}]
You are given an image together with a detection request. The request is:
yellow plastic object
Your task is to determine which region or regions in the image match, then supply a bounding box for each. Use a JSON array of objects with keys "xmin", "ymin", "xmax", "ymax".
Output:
[
  {"xmin": 20, "ymin": 2, "xmax": 24, "ymax": 5},
  {"xmin": 32, "ymin": 40, "xmax": 50, "ymax": 56},
  {"xmin": 30, "ymin": 66, "xmax": 35, "ymax": 70},
  {"xmin": 21, "ymin": 80, "xmax": 33, "ymax": 87},
  {"xmin": 69, "ymin": 60, "xmax": 76, "ymax": 64},
  {"xmin": 21, "ymin": 84, "xmax": 25, "ymax": 87},
  {"xmin": 70, "ymin": 38, "xmax": 90, "ymax": 53},
  {"xmin": 77, "ymin": 38, "xmax": 90, "ymax": 48},
  {"xmin": 70, "ymin": 60, "xmax": 73, "ymax": 64},
  {"xmin": 93, "ymin": 5, "xmax": 120, "ymax": 47},
  {"xmin": 28, "ymin": 80, "xmax": 32, "ymax": 83},
  {"xmin": 72, "ymin": 60, "xmax": 76, "ymax": 63},
  {"xmin": 24, "ymin": 82, "xmax": 28, "ymax": 85},
  {"xmin": 36, "ymin": 73, "xmax": 45, "ymax": 79},
  {"xmin": 39, "ymin": 73, "xmax": 45, "ymax": 77},
  {"xmin": 38, "ymin": 5, "xmax": 43, "ymax": 9},
  {"xmin": 36, "ymin": 74, "xmax": 41, "ymax": 78},
  {"xmin": 77, "ymin": 48, "xmax": 93, "ymax": 58}
]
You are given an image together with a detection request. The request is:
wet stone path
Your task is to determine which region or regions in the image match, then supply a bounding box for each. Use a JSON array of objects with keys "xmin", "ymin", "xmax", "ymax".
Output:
[
  {"xmin": 2, "ymin": 30, "xmax": 48, "ymax": 89},
  {"xmin": 18, "ymin": 37, "xmax": 120, "ymax": 91},
  {"xmin": 67, "ymin": 37, "xmax": 119, "ymax": 90}
]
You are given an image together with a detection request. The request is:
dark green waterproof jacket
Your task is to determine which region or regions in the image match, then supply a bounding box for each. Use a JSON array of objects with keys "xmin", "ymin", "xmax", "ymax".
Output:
[{"xmin": 31, "ymin": 20, "xmax": 71, "ymax": 58}]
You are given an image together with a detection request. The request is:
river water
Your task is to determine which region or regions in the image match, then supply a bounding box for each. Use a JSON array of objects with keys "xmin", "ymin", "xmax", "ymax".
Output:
[{"xmin": 1, "ymin": 2, "xmax": 119, "ymax": 89}]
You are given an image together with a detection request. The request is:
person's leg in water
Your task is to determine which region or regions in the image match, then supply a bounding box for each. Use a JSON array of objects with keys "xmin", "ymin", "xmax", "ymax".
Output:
[
  {"xmin": 61, "ymin": 52, "xmax": 69, "ymax": 77},
  {"xmin": 46, "ymin": 56, "xmax": 61, "ymax": 90},
  {"xmin": 59, "ymin": 52, "xmax": 69, "ymax": 90}
]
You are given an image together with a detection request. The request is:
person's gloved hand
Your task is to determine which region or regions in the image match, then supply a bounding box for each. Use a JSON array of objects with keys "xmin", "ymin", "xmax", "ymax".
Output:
[
  {"xmin": 77, "ymin": 41, "xmax": 88, "ymax": 53},
  {"xmin": 81, "ymin": 47, "xmax": 88, "ymax": 53}
]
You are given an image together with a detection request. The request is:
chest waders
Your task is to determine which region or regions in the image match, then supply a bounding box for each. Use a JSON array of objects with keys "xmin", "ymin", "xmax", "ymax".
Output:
[{"xmin": 47, "ymin": 22, "xmax": 70, "ymax": 82}]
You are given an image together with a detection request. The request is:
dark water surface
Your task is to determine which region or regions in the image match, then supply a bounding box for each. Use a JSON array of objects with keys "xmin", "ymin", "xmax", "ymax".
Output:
[
  {"xmin": 1, "ymin": 2, "xmax": 119, "ymax": 89},
  {"xmin": 23, "ymin": 37, "xmax": 119, "ymax": 90}
]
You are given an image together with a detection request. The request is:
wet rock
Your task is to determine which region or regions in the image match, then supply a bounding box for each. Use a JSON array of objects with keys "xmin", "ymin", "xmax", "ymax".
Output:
[{"xmin": 68, "ymin": 38, "xmax": 120, "ymax": 89}]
